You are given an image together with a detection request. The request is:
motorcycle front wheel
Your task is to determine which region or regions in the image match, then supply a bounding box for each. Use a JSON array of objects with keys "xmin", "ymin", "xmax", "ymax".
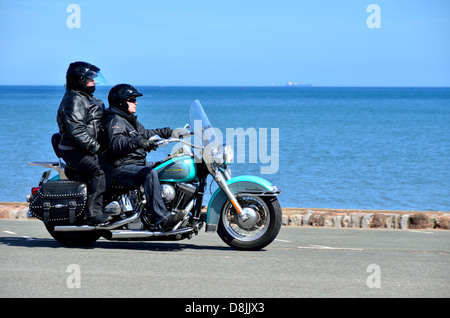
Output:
[
  {"xmin": 45, "ymin": 224, "xmax": 101, "ymax": 247},
  {"xmin": 217, "ymin": 195, "xmax": 282, "ymax": 251}
]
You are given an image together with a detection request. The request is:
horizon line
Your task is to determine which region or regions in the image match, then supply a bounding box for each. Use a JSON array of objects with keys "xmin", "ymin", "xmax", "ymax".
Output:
[{"xmin": 1, "ymin": 84, "xmax": 450, "ymax": 89}]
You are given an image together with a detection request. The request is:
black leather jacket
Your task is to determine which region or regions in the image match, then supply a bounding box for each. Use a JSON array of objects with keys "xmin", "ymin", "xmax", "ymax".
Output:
[
  {"xmin": 102, "ymin": 106, "xmax": 172, "ymax": 167},
  {"xmin": 57, "ymin": 89, "xmax": 105, "ymax": 155}
]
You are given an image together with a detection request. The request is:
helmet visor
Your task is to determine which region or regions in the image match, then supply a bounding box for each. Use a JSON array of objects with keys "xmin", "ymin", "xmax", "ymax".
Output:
[{"xmin": 86, "ymin": 69, "xmax": 107, "ymax": 85}]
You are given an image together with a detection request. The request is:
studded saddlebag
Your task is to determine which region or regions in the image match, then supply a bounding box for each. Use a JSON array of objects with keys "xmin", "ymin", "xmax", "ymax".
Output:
[{"xmin": 29, "ymin": 180, "xmax": 87, "ymax": 225}]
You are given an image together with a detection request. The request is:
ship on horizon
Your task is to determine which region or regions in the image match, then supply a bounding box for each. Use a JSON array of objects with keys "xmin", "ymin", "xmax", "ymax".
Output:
[{"xmin": 285, "ymin": 82, "xmax": 313, "ymax": 87}]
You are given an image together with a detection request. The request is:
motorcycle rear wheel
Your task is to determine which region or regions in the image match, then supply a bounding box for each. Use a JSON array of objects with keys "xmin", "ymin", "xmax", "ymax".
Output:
[
  {"xmin": 45, "ymin": 225, "xmax": 101, "ymax": 247},
  {"xmin": 217, "ymin": 195, "xmax": 282, "ymax": 251}
]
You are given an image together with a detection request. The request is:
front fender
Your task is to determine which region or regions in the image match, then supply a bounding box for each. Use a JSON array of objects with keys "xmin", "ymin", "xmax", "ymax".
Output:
[{"xmin": 205, "ymin": 175, "xmax": 280, "ymax": 232}]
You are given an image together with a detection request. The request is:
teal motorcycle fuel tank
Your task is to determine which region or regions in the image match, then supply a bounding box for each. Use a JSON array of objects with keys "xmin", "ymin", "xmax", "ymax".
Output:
[{"xmin": 155, "ymin": 156, "xmax": 197, "ymax": 182}]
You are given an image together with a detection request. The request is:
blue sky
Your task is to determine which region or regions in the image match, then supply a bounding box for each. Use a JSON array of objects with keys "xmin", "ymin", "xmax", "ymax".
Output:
[{"xmin": 0, "ymin": 0, "xmax": 449, "ymax": 86}]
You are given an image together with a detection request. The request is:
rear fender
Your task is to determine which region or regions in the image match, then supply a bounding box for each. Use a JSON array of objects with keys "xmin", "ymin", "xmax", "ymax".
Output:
[{"xmin": 205, "ymin": 175, "xmax": 280, "ymax": 232}]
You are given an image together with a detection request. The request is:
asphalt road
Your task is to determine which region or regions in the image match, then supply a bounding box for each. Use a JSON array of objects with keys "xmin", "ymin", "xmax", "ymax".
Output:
[{"xmin": 0, "ymin": 219, "xmax": 449, "ymax": 298}]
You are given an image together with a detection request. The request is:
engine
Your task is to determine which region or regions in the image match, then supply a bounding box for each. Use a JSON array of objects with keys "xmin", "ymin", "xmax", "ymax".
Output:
[
  {"xmin": 161, "ymin": 184, "xmax": 176, "ymax": 203},
  {"xmin": 161, "ymin": 183, "xmax": 197, "ymax": 212},
  {"xmin": 103, "ymin": 185, "xmax": 197, "ymax": 230}
]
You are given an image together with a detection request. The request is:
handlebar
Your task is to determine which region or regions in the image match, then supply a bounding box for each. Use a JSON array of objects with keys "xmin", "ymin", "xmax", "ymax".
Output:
[{"xmin": 154, "ymin": 137, "xmax": 203, "ymax": 149}]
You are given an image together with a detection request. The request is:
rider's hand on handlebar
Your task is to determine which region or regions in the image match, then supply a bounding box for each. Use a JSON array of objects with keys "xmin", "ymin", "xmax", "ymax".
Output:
[
  {"xmin": 139, "ymin": 138, "xmax": 157, "ymax": 152},
  {"xmin": 172, "ymin": 127, "xmax": 192, "ymax": 139}
]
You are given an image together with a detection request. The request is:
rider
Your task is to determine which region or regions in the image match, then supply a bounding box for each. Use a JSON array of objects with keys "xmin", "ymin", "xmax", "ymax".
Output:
[
  {"xmin": 102, "ymin": 84, "xmax": 187, "ymax": 230},
  {"xmin": 56, "ymin": 61, "xmax": 111, "ymax": 226}
]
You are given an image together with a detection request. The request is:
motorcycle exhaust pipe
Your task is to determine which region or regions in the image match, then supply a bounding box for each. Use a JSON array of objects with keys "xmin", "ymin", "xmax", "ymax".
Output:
[
  {"xmin": 108, "ymin": 227, "xmax": 193, "ymax": 240},
  {"xmin": 109, "ymin": 230, "xmax": 158, "ymax": 239},
  {"xmin": 53, "ymin": 225, "xmax": 97, "ymax": 232},
  {"xmin": 53, "ymin": 206, "xmax": 142, "ymax": 232}
]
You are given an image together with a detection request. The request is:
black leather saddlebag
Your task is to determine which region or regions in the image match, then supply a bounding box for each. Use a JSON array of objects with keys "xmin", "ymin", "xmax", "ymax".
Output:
[{"xmin": 29, "ymin": 180, "xmax": 87, "ymax": 225}]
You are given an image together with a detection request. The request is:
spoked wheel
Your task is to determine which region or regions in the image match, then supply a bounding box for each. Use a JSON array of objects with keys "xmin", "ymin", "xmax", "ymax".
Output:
[
  {"xmin": 217, "ymin": 195, "xmax": 282, "ymax": 250},
  {"xmin": 45, "ymin": 224, "xmax": 101, "ymax": 247}
]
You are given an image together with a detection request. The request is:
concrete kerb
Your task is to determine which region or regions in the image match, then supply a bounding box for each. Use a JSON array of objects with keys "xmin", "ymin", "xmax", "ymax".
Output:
[
  {"xmin": 1, "ymin": 202, "xmax": 449, "ymax": 230},
  {"xmin": 282, "ymin": 208, "xmax": 450, "ymax": 230},
  {"xmin": 0, "ymin": 202, "xmax": 30, "ymax": 220}
]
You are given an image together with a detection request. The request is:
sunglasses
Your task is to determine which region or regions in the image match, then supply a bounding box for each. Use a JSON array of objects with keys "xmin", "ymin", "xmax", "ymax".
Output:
[{"xmin": 127, "ymin": 98, "xmax": 137, "ymax": 103}]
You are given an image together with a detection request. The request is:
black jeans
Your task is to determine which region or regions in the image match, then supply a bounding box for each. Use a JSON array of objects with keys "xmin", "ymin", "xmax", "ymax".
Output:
[
  {"xmin": 60, "ymin": 149, "xmax": 106, "ymax": 218},
  {"xmin": 113, "ymin": 162, "xmax": 171, "ymax": 226}
]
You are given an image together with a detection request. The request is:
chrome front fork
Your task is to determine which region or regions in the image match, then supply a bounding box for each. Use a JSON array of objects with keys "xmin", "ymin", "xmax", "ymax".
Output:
[{"xmin": 214, "ymin": 168, "xmax": 249, "ymax": 221}]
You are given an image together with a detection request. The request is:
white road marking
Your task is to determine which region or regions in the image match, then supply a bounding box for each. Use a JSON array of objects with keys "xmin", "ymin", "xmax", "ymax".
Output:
[
  {"xmin": 409, "ymin": 230, "xmax": 434, "ymax": 234},
  {"xmin": 298, "ymin": 244, "xmax": 364, "ymax": 251},
  {"xmin": 274, "ymin": 239, "xmax": 291, "ymax": 243},
  {"xmin": 3, "ymin": 231, "xmax": 16, "ymax": 235}
]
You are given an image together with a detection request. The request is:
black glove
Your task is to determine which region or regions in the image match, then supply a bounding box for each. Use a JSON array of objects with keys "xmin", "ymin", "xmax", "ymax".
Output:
[
  {"xmin": 172, "ymin": 128, "xmax": 190, "ymax": 139},
  {"xmin": 139, "ymin": 138, "xmax": 157, "ymax": 152}
]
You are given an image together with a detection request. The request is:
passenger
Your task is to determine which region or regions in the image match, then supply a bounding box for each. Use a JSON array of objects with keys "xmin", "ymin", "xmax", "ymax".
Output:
[
  {"xmin": 56, "ymin": 61, "xmax": 111, "ymax": 225},
  {"xmin": 102, "ymin": 84, "xmax": 187, "ymax": 230}
]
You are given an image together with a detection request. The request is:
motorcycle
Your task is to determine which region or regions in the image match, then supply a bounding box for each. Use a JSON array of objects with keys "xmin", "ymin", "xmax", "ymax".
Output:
[{"xmin": 26, "ymin": 100, "xmax": 282, "ymax": 250}]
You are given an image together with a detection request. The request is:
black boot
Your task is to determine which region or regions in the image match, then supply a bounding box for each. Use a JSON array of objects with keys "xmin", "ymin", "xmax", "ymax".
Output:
[
  {"xmin": 87, "ymin": 214, "xmax": 112, "ymax": 226},
  {"xmin": 162, "ymin": 210, "xmax": 189, "ymax": 231}
]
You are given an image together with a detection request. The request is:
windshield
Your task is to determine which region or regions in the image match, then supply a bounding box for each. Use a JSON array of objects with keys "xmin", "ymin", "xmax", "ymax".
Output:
[
  {"xmin": 189, "ymin": 100, "xmax": 210, "ymax": 132},
  {"xmin": 189, "ymin": 99, "xmax": 223, "ymax": 172}
]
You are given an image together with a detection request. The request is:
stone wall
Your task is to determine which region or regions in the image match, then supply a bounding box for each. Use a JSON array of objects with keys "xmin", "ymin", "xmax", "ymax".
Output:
[
  {"xmin": 282, "ymin": 208, "xmax": 450, "ymax": 230},
  {"xmin": 1, "ymin": 203, "xmax": 449, "ymax": 230},
  {"xmin": 0, "ymin": 202, "xmax": 29, "ymax": 220}
]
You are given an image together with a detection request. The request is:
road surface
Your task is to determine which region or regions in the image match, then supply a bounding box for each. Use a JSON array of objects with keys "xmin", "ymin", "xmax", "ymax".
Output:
[{"xmin": 0, "ymin": 219, "xmax": 449, "ymax": 298}]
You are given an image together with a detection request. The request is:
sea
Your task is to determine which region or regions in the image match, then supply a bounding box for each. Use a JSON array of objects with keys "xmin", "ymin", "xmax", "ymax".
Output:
[{"xmin": 1, "ymin": 86, "xmax": 449, "ymax": 211}]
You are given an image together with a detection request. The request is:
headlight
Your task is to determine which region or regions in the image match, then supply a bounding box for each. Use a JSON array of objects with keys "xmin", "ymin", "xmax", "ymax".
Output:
[
  {"xmin": 209, "ymin": 143, "xmax": 234, "ymax": 168},
  {"xmin": 222, "ymin": 143, "xmax": 233, "ymax": 165}
]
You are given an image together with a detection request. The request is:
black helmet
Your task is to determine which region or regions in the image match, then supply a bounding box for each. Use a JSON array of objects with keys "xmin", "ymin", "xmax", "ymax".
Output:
[
  {"xmin": 108, "ymin": 84, "xmax": 143, "ymax": 112},
  {"xmin": 66, "ymin": 61, "xmax": 102, "ymax": 93}
]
